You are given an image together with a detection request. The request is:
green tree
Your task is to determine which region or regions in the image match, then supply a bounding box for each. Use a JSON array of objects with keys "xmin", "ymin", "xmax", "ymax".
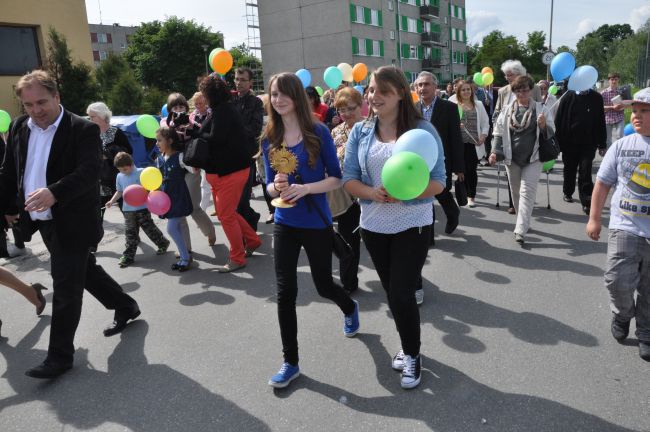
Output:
[
  {"xmin": 555, "ymin": 45, "xmax": 576, "ymax": 56},
  {"xmin": 523, "ymin": 31, "xmax": 547, "ymax": 80},
  {"xmin": 109, "ymin": 72, "xmax": 144, "ymax": 115},
  {"xmin": 142, "ymin": 87, "xmax": 168, "ymax": 115},
  {"xmin": 575, "ymin": 24, "xmax": 635, "ymax": 79},
  {"xmin": 124, "ymin": 17, "xmax": 223, "ymax": 98},
  {"xmin": 222, "ymin": 43, "xmax": 263, "ymax": 91},
  {"xmin": 469, "ymin": 30, "xmax": 523, "ymax": 86},
  {"xmin": 46, "ymin": 27, "xmax": 99, "ymax": 114},
  {"xmin": 95, "ymin": 53, "xmax": 131, "ymax": 100},
  {"xmin": 608, "ymin": 19, "xmax": 650, "ymax": 85}
]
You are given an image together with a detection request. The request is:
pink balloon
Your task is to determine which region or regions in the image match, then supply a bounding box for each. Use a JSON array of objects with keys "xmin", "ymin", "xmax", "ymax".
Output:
[
  {"xmin": 123, "ymin": 184, "xmax": 149, "ymax": 207},
  {"xmin": 147, "ymin": 191, "xmax": 171, "ymax": 216}
]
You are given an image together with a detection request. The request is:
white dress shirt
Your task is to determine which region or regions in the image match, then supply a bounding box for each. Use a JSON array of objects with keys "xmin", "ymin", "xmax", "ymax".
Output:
[{"xmin": 24, "ymin": 105, "xmax": 64, "ymax": 221}]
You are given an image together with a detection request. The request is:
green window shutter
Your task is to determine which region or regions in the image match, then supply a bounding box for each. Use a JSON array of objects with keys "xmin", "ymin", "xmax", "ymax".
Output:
[
  {"xmin": 461, "ymin": 7, "xmax": 465, "ymax": 20},
  {"xmin": 352, "ymin": 37, "xmax": 359, "ymax": 55},
  {"xmin": 402, "ymin": 43, "xmax": 409, "ymax": 58},
  {"xmin": 366, "ymin": 39, "xmax": 373, "ymax": 55},
  {"xmin": 364, "ymin": 7, "xmax": 371, "ymax": 24},
  {"xmin": 416, "ymin": 0, "xmax": 421, "ymax": 5},
  {"xmin": 448, "ymin": 3, "xmax": 451, "ymax": 15},
  {"xmin": 454, "ymin": 5, "xmax": 458, "ymax": 17},
  {"xmin": 417, "ymin": 45, "xmax": 424, "ymax": 59},
  {"xmin": 432, "ymin": 23, "xmax": 440, "ymax": 33},
  {"xmin": 378, "ymin": 10, "xmax": 383, "ymax": 26},
  {"xmin": 401, "ymin": 16, "xmax": 407, "ymax": 31},
  {"xmin": 379, "ymin": 40, "xmax": 384, "ymax": 56},
  {"xmin": 417, "ymin": 19, "xmax": 423, "ymax": 33},
  {"xmin": 350, "ymin": 4, "xmax": 356, "ymax": 22}
]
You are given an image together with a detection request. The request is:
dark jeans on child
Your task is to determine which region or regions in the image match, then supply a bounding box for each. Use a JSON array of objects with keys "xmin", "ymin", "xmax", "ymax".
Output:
[{"xmin": 123, "ymin": 209, "xmax": 168, "ymax": 259}]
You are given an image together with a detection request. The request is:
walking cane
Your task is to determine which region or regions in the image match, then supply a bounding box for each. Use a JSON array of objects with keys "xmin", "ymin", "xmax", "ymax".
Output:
[
  {"xmin": 495, "ymin": 162, "xmax": 501, "ymax": 207},
  {"xmin": 546, "ymin": 169, "xmax": 551, "ymax": 210}
]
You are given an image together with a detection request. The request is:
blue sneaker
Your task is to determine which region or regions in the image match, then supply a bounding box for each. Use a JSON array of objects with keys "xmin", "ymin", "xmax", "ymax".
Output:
[
  {"xmin": 343, "ymin": 300, "xmax": 360, "ymax": 337},
  {"xmin": 268, "ymin": 362, "xmax": 300, "ymax": 388}
]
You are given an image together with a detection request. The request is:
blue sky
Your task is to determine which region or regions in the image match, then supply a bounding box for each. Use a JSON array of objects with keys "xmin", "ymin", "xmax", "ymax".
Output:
[{"xmin": 85, "ymin": 1, "xmax": 650, "ymax": 50}]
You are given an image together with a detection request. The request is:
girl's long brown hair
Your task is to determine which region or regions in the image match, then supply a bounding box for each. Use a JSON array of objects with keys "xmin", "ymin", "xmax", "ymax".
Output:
[
  {"xmin": 456, "ymin": 80, "xmax": 476, "ymax": 109},
  {"xmin": 261, "ymin": 72, "xmax": 320, "ymax": 168},
  {"xmin": 369, "ymin": 66, "xmax": 422, "ymax": 139}
]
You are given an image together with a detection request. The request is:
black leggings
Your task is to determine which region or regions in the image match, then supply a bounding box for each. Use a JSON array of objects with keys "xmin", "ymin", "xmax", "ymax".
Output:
[
  {"xmin": 274, "ymin": 224, "xmax": 355, "ymax": 365},
  {"xmin": 463, "ymin": 143, "xmax": 479, "ymax": 198},
  {"xmin": 361, "ymin": 225, "xmax": 430, "ymax": 357},
  {"xmin": 334, "ymin": 202, "xmax": 361, "ymax": 291}
]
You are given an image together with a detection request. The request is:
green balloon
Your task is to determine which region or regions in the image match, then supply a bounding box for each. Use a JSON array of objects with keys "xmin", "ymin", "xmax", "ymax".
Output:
[
  {"xmin": 542, "ymin": 159, "xmax": 555, "ymax": 172},
  {"xmin": 549, "ymin": 85, "xmax": 558, "ymax": 95},
  {"xmin": 136, "ymin": 114, "xmax": 160, "ymax": 139},
  {"xmin": 0, "ymin": 110, "xmax": 10, "ymax": 134},
  {"xmin": 381, "ymin": 151, "xmax": 430, "ymax": 201},
  {"xmin": 473, "ymin": 72, "xmax": 483, "ymax": 86},
  {"xmin": 315, "ymin": 86, "xmax": 324, "ymax": 97},
  {"xmin": 458, "ymin": 105, "xmax": 463, "ymax": 120}
]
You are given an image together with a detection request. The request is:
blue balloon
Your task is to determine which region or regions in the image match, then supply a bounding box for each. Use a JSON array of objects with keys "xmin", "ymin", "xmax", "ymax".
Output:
[
  {"xmin": 624, "ymin": 123, "xmax": 635, "ymax": 136},
  {"xmin": 393, "ymin": 129, "xmax": 439, "ymax": 171},
  {"xmin": 568, "ymin": 65, "xmax": 598, "ymax": 92},
  {"xmin": 161, "ymin": 104, "xmax": 168, "ymax": 117},
  {"xmin": 550, "ymin": 52, "xmax": 576, "ymax": 82},
  {"xmin": 295, "ymin": 69, "xmax": 311, "ymax": 88},
  {"xmin": 354, "ymin": 85, "xmax": 364, "ymax": 94}
]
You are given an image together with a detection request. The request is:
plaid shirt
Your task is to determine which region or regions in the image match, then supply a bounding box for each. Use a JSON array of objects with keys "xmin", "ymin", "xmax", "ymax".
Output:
[{"xmin": 601, "ymin": 87, "xmax": 624, "ymax": 125}]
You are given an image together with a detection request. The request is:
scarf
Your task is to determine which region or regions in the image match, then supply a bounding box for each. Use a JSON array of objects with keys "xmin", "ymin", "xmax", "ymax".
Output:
[{"xmin": 509, "ymin": 102, "xmax": 534, "ymax": 133}]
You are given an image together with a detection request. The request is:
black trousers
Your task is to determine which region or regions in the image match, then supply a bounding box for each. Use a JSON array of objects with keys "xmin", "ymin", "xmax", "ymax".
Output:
[
  {"xmin": 333, "ymin": 202, "xmax": 361, "ymax": 291},
  {"xmin": 237, "ymin": 160, "xmax": 260, "ymax": 229},
  {"xmin": 38, "ymin": 221, "xmax": 136, "ymax": 365},
  {"xmin": 432, "ymin": 168, "xmax": 460, "ymax": 239},
  {"xmin": 274, "ymin": 224, "xmax": 355, "ymax": 365},
  {"xmin": 463, "ymin": 143, "xmax": 479, "ymax": 198},
  {"xmin": 361, "ymin": 225, "xmax": 430, "ymax": 357},
  {"xmin": 562, "ymin": 150, "xmax": 596, "ymax": 206}
]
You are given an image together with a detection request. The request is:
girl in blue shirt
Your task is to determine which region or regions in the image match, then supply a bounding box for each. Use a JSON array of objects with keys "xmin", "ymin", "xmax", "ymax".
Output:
[{"xmin": 262, "ymin": 72, "xmax": 359, "ymax": 388}]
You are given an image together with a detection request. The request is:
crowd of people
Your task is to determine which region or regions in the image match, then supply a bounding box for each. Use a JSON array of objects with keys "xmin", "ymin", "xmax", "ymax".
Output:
[{"xmin": 0, "ymin": 57, "xmax": 648, "ymax": 389}]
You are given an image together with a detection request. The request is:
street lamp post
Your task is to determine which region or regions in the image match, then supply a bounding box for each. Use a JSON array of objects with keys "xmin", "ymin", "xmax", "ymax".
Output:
[{"xmin": 202, "ymin": 44, "xmax": 209, "ymax": 74}]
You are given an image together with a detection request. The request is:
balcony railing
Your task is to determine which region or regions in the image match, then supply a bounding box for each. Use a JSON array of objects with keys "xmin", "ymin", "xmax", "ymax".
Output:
[
  {"xmin": 422, "ymin": 58, "xmax": 443, "ymax": 69},
  {"xmin": 420, "ymin": 5, "xmax": 440, "ymax": 19},
  {"xmin": 421, "ymin": 32, "xmax": 442, "ymax": 45}
]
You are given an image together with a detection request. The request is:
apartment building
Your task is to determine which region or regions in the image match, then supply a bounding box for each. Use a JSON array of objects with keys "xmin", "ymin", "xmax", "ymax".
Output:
[{"xmin": 89, "ymin": 23, "xmax": 138, "ymax": 66}]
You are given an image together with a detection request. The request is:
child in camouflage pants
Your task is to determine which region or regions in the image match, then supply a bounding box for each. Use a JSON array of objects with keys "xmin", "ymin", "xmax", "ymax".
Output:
[{"xmin": 106, "ymin": 152, "xmax": 170, "ymax": 267}]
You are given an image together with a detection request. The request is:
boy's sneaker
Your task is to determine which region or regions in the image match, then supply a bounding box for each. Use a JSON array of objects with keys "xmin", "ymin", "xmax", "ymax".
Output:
[
  {"xmin": 401, "ymin": 354, "xmax": 421, "ymax": 389},
  {"xmin": 611, "ymin": 316, "xmax": 630, "ymax": 342},
  {"xmin": 392, "ymin": 349, "xmax": 405, "ymax": 371},
  {"xmin": 156, "ymin": 241, "xmax": 170, "ymax": 255},
  {"xmin": 118, "ymin": 256, "xmax": 134, "ymax": 268},
  {"xmin": 640, "ymin": 342, "xmax": 650, "ymax": 362},
  {"xmin": 343, "ymin": 300, "xmax": 360, "ymax": 337},
  {"xmin": 415, "ymin": 289, "xmax": 424, "ymax": 305},
  {"xmin": 268, "ymin": 362, "xmax": 300, "ymax": 388}
]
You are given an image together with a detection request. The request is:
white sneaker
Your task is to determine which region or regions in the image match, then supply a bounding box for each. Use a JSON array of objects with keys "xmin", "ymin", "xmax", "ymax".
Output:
[
  {"xmin": 392, "ymin": 349, "xmax": 405, "ymax": 371},
  {"xmin": 400, "ymin": 354, "xmax": 422, "ymax": 389},
  {"xmin": 415, "ymin": 288, "xmax": 424, "ymax": 305},
  {"xmin": 468, "ymin": 198, "xmax": 476, "ymax": 208}
]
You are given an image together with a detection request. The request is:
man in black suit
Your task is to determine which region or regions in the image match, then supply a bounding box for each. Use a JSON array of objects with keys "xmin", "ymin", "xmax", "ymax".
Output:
[
  {"xmin": 415, "ymin": 71, "xmax": 464, "ymax": 240},
  {"xmin": 0, "ymin": 71, "xmax": 140, "ymax": 379}
]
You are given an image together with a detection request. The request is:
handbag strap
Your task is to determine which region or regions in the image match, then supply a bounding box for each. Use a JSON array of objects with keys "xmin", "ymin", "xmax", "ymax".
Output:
[{"xmin": 295, "ymin": 174, "xmax": 332, "ymax": 229}]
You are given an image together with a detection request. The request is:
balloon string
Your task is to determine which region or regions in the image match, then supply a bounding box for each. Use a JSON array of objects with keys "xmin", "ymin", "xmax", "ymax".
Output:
[{"xmin": 545, "ymin": 91, "xmax": 567, "ymax": 113}]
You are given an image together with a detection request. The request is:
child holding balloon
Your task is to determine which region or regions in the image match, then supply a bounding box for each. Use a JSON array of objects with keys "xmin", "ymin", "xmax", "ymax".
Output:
[
  {"xmin": 106, "ymin": 152, "xmax": 170, "ymax": 268},
  {"xmin": 155, "ymin": 127, "xmax": 193, "ymax": 271}
]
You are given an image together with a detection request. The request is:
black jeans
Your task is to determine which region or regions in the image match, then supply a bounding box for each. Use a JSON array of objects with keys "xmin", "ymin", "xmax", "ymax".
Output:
[
  {"xmin": 333, "ymin": 202, "xmax": 361, "ymax": 291},
  {"xmin": 562, "ymin": 150, "xmax": 596, "ymax": 206},
  {"xmin": 463, "ymin": 143, "xmax": 479, "ymax": 198},
  {"xmin": 274, "ymin": 224, "xmax": 356, "ymax": 365},
  {"xmin": 361, "ymin": 225, "xmax": 430, "ymax": 357},
  {"xmin": 38, "ymin": 221, "xmax": 137, "ymax": 365},
  {"xmin": 237, "ymin": 160, "xmax": 260, "ymax": 229}
]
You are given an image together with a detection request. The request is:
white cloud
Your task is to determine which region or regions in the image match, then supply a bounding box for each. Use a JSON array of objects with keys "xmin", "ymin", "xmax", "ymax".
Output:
[
  {"xmin": 630, "ymin": 5, "xmax": 650, "ymax": 31},
  {"xmin": 575, "ymin": 18, "xmax": 596, "ymax": 37},
  {"xmin": 467, "ymin": 10, "xmax": 503, "ymax": 45}
]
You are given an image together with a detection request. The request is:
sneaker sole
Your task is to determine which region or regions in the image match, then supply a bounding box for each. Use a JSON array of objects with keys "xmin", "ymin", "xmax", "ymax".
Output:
[
  {"xmin": 401, "ymin": 376, "xmax": 421, "ymax": 389},
  {"xmin": 344, "ymin": 327, "xmax": 359, "ymax": 338},
  {"xmin": 392, "ymin": 362, "xmax": 404, "ymax": 371},
  {"xmin": 268, "ymin": 371, "xmax": 300, "ymax": 388}
]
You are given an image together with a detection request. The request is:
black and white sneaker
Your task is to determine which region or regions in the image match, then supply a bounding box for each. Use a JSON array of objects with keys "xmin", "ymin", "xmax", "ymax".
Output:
[
  {"xmin": 392, "ymin": 349, "xmax": 405, "ymax": 371},
  {"xmin": 400, "ymin": 354, "xmax": 421, "ymax": 389}
]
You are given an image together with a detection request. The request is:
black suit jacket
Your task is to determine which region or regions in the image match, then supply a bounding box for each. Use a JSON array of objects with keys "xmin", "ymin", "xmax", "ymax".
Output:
[
  {"xmin": 0, "ymin": 110, "xmax": 103, "ymax": 247},
  {"xmin": 416, "ymin": 98, "xmax": 464, "ymax": 174}
]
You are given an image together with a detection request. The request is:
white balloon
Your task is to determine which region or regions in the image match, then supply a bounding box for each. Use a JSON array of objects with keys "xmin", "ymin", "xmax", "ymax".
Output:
[
  {"xmin": 337, "ymin": 63, "xmax": 353, "ymax": 83},
  {"xmin": 393, "ymin": 129, "xmax": 439, "ymax": 171}
]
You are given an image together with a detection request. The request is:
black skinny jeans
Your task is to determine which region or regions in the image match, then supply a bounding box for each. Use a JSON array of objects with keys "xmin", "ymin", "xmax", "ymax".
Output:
[
  {"xmin": 562, "ymin": 149, "xmax": 596, "ymax": 206},
  {"xmin": 274, "ymin": 224, "xmax": 356, "ymax": 366},
  {"xmin": 361, "ymin": 225, "xmax": 430, "ymax": 357},
  {"xmin": 333, "ymin": 202, "xmax": 361, "ymax": 291},
  {"xmin": 463, "ymin": 142, "xmax": 479, "ymax": 199}
]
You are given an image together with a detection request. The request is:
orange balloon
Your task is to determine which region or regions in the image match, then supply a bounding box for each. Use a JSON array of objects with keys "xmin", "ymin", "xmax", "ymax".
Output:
[
  {"xmin": 352, "ymin": 63, "xmax": 368, "ymax": 82},
  {"xmin": 411, "ymin": 91, "xmax": 419, "ymax": 103},
  {"xmin": 481, "ymin": 66, "xmax": 493, "ymax": 75},
  {"xmin": 210, "ymin": 50, "xmax": 233, "ymax": 75}
]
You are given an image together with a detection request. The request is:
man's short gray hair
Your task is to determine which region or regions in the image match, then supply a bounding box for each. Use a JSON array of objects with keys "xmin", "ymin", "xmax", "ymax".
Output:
[
  {"xmin": 501, "ymin": 60, "xmax": 526, "ymax": 77},
  {"xmin": 86, "ymin": 102, "xmax": 112, "ymax": 123},
  {"xmin": 416, "ymin": 71, "xmax": 438, "ymax": 86}
]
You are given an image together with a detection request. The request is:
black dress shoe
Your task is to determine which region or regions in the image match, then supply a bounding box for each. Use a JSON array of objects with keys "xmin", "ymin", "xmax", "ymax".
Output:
[
  {"xmin": 611, "ymin": 316, "xmax": 630, "ymax": 342},
  {"xmin": 25, "ymin": 361, "xmax": 72, "ymax": 379},
  {"xmin": 563, "ymin": 195, "xmax": 573, "ymax": 203},
  {"xmin": 32, "ymin": 283, "xmax": 48, "ymax": 316},
  {"xmin": 444, "ymin": 218, "xmax": 459, "ymax": 234},
  {"xmin": 103, "ymin": 305, "xmax": 141, "ymax": 337},
  {"xmin": 583, "ymin": 205, "xmax": 591, "ymax": 215},
  {"xmin": 640, "ymin": 342, "xmax": 650, "ymax": 361}
]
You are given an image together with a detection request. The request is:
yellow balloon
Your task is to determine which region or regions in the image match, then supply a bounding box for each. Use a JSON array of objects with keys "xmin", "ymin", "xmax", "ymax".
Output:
[
  {"xmin": 140, "ymin": 167, "xmax": 163, "ymax": 191},
  {"xmin": 482, "ymin": 72, "xmax": 494, "ymax": 86}
]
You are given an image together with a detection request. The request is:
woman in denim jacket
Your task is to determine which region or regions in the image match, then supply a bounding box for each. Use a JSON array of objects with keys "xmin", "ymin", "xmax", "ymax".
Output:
[{"xmin": 343, "ymin": 66, "xmax": 446, "ymax": 389}]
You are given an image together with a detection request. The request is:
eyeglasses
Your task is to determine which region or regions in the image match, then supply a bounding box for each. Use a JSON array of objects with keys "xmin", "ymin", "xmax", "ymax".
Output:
[{"xmin": 337, "ymin": 106, "xmax": 359, "ymax": 115}]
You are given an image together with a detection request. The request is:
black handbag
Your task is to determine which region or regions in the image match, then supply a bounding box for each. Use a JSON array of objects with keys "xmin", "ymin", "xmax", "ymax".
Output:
[
  {"xmin": 454, "ymin": 179, "xmax": 468, "ymax": 207},
  {"xmin": 538, "ymin": 132, "xmax": 560, "ymax": 163},
  {"xmin": 182, "ymin": 137, "xmax": 211, "ymax": 170}
]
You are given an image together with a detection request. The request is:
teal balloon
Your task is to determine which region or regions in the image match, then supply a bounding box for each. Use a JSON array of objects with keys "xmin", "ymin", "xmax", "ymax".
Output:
[
  {"xmin": 323, "ymin": 66, "xmax": 343, "ymax": 89},
  {"xmin": 381, "ymin": 151, "xmax": 430, "ymax": 201},
  {"xmin": 541, "ymin": 159, "xmax": 555, "ymax": 172},
  {"xmin": 136, "ymin": 114, "xmax": 159, "ymax": 139},
  {"xmin": 0, "ymin": 110, "xmax": 10, "ymax": 134}
]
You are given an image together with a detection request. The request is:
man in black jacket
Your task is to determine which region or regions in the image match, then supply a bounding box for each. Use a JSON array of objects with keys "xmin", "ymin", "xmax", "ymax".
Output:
[
  {"xmin": 415, "ymin": 71, "xmax": 464, "ymax": 241},
  {"xmin": 555, "ymin": 89, "xmax": 607, "ymax": 214},
  {"xmin": 0, "ymin": 71, "xmax": 140, "ymax": 379},
  {"xmin": 233, "ymin": 67, "xmax": 264, "ymax": 231}
]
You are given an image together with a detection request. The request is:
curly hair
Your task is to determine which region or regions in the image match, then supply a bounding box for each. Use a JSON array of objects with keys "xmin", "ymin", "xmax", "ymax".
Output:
[{"xmin": 199, "ymin": 75, "xmax": 231, "ymax": 108}]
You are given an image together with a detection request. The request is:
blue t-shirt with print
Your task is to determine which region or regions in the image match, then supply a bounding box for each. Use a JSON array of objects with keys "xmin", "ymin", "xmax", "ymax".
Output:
[
  {"xmin": 597, "ymin": 133, "xmax": 650, "ymax": 238},
  {"xmin": 116, "ymin": 167, "xmax": 146, "ymax": 212}
]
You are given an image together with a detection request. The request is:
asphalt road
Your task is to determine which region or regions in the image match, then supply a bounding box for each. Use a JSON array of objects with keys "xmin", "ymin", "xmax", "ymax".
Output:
[{"xmin": 0, "ymin": 161, "xmax": 648, "ymax": 432}]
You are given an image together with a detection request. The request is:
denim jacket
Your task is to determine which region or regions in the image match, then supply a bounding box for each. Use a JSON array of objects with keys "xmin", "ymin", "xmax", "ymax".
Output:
[{"xmin": 342, "ymin": 117, "xmax": 447, "ymax": 205}]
